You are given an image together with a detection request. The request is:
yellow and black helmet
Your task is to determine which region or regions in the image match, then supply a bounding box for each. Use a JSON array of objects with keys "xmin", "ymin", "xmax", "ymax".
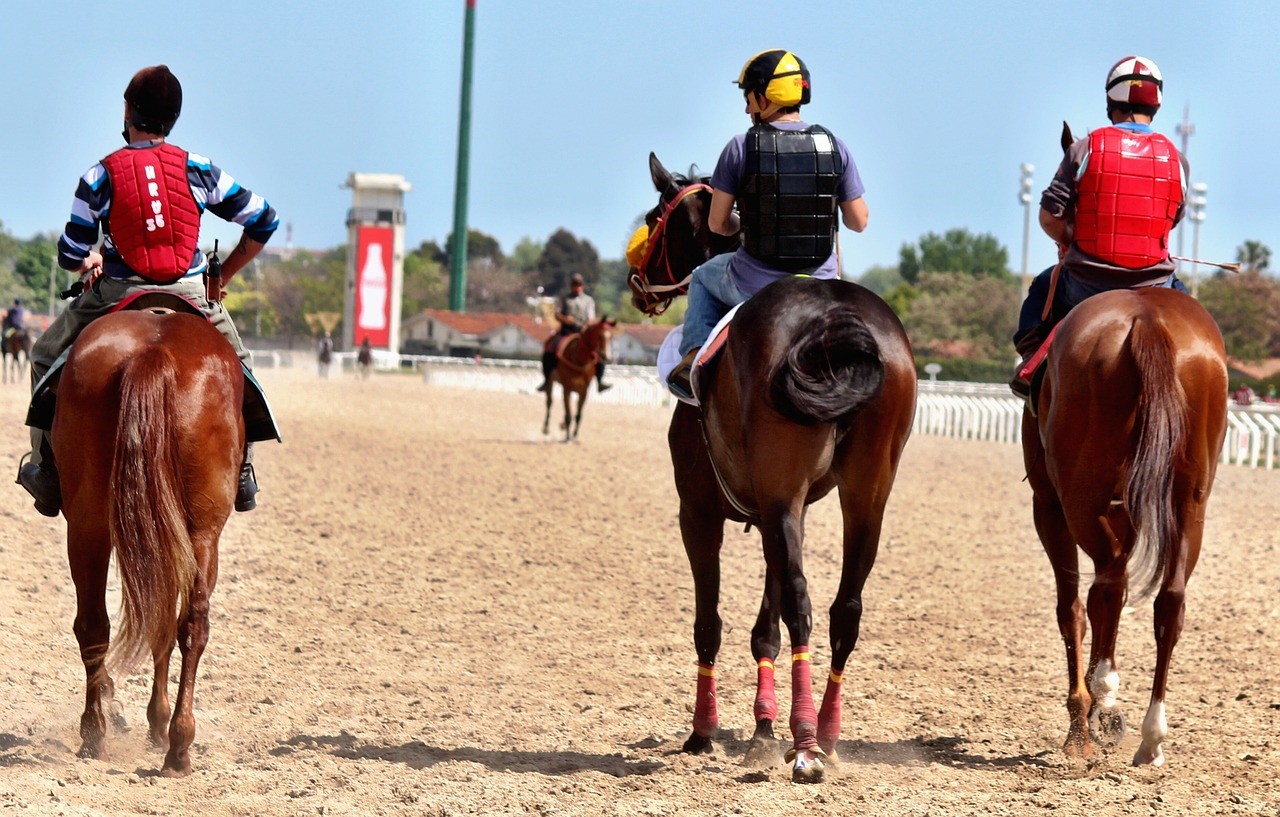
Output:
[{"xmin": 735, "ymin": 49, "xmax": 810, "ymax": 107}]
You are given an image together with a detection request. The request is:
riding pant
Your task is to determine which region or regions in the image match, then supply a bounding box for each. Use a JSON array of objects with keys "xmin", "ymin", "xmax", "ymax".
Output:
[{"xmin": 679, "ymin": 253, "xmax": 745, "ymax": 356}]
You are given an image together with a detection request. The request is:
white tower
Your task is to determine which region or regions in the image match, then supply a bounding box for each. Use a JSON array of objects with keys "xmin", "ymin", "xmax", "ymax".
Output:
[{"xmin": 343, "ymin": 173, "xmax": 411, "ymax": 352}]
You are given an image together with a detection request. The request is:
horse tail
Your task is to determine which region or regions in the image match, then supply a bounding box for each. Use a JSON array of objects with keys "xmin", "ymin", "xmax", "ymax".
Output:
[
  {"xmin": 1124, "ymin": 316, "xmax": 1188, "ymax": 599},
  {"xmin": 107, "ymin": 345, "xmax": 196, "ymax": 671},
  {"xmin": 769, "ymin": 309, "xmax": 884, "ymax": 426}
]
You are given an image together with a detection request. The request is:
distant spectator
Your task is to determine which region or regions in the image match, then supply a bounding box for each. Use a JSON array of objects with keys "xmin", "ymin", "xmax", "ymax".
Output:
[
  {"xmin": 1232, "ymin": 384, "xmax": 1255, "ymax": 406},
  {"xmin": 1265, "ymin": 383, "xmax": 1278, "ymax": 404}
]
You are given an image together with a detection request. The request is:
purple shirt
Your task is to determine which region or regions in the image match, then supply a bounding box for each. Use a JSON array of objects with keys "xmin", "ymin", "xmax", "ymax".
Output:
[{"xmin": 711, "ymin": 121, "xmax": 865, "ymax": 295}]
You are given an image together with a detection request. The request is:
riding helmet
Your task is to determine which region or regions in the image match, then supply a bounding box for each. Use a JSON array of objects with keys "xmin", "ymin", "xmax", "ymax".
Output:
[
  {"xmin": 1105, "ymin": 56, "xmax": 1163, "ymax": 108},
  {"xmin": 735, "ymin": 50, "xmax": 810, "ymax": 107},
  {"xmin": 124, "ymin": 65, "xmax": 183, "ymax": 134}
]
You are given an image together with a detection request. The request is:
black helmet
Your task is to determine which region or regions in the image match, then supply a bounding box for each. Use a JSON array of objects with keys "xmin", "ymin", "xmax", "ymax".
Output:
[
  {"xmin": 12, "ymin": 297, "xmax": 20, "ymax": 306},
  {"xmin": 735, "ymin": 50, "xmax": 811, "ymax": 107},
  {"xmin": 124, "ymin": 65, "xmax": 183, "ymax": 135}
]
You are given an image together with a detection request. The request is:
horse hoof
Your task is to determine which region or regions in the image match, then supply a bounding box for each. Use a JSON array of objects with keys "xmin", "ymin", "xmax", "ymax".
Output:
[
  {"xmin": 76, "ymin": 740, "xmax": 106, "ymax": 761},
  {"xmin": 1089, "ymin": 706, "xmax": 1127, "ymax": 747},
  {"xmin": 743, "ymin": 735, "xmax": 784, "ymax": 769},
  {"xmin": 161, "ymin": 752, "xmax": 192, "ymax": 777},
  {"xmin": 682, "ymin": 732, "xmax": 714, "ymax": 755},
  {"xmin": 785, "ymin": 748, "xmax": 826, "ymax": 783},
  {"xmin": 1131, "ymin": 743, "xmax": 1165, "ymax": 767}
]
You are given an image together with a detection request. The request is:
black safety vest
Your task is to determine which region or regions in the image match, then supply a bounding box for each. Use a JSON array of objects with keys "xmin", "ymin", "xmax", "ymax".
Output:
[{"xmin": 739, "ymin": 123, "xmax": 843, "ymax": 271}]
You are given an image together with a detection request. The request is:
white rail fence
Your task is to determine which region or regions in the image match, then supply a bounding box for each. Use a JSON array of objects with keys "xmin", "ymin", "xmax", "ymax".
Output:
[{"xmin": 252, "ymin": 350, "xmax": 1280, "ymax": 471}]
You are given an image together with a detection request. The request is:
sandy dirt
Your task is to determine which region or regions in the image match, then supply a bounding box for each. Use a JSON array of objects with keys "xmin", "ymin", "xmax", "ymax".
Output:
[{"xmin": 0, "ymin": 365, "xmax": 1278, "ymax": 816}]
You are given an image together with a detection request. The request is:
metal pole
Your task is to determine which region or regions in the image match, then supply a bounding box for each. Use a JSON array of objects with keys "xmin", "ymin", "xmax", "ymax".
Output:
[
  {"xmin": 448, "ymin": 0, "xmax": 477, "ymax": 313},
  {"xmin": 1019, "ymin": 163, "xmax": 1034, "ymax": 298},
  {"xmin": 1175, "ymin": 104, "xmax": 1194, "ymax": 281},
  {"xmin": 1189, "ymin": 182, "xmax": 1207, "ymax": 298}
]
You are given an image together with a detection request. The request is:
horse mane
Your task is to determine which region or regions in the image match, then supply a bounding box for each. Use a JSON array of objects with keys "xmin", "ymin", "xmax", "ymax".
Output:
[{"xmin": 671, "ymin": 166, "xmax": 711, "ymax": 188}]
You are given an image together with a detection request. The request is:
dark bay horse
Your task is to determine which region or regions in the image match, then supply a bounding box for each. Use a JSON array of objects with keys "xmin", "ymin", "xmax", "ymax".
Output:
[
  {"xmin": 541, "ymin": 317, "xmax": 616, "ymax": 442},
  {"xmin": 3, "ymin": 327, "xmax": 32, "ymax": 384},
  {"xmin": 637, "ymin": 154, "xmax": 917, "ymax": 782},
  {"xmin": 53, "ymin": 308, "xmax": 244, "ymax": 776},
  {"xmin": 1023, "ymin": 272, "xmax": 1228, "ymax": 766}
]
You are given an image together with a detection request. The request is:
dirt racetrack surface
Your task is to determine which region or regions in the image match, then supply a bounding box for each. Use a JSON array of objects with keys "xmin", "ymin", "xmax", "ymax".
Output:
[{"xmin": 0, "ymin": 365, "xmax": 1278, "ymax": 816}]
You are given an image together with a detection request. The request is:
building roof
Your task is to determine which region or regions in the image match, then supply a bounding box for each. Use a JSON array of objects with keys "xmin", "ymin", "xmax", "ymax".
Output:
[
  {"xmin": 415, "ymin": 309, "xmax": 553, "ymax": 341},
  {"xmin": 617, "ymin": 322, "xmax": 674, "ymax": 349}
]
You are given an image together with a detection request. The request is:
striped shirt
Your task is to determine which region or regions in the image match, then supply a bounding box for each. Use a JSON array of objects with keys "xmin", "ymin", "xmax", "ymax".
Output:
[{"xmin": 57, "ymin": 140, "xmax": 279, "ymax": 280}]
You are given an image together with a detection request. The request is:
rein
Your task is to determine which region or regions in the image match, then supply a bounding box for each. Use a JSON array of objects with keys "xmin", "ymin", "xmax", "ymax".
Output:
[{"xmin": 628, "ymin": 183, "xmax": 711, "ymax": 314}]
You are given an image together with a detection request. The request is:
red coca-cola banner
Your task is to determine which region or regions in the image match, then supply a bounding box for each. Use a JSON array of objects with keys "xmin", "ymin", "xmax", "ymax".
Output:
[{"xmin": 354, "ymin": 226, "xmax": 393, "ymax": 348}]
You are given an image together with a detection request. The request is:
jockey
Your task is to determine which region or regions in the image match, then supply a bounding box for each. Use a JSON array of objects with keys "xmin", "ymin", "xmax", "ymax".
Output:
[
  {"xmin": 17, "ymin": 65, "xmax": 279, "ymax": 517},
  {"xmin": 3, "ymin": 298, "xmax": 25, "ymax": 335},
  {"xmin": 666, "ymin": 49, "xmax": 869, "ymax": 399},
  {"xmin": 536, "ymin": 272, "xmax": 612, "ymax": 393},
  {"xmin": 1010, "ymin": 56, "xmax": 1190, "ymax": 398}
]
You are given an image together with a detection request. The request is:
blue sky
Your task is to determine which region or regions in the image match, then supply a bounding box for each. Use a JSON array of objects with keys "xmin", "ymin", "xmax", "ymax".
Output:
[{"xmin": 1, "ymin": 0, "xmax": 1274, "ymax": 285}]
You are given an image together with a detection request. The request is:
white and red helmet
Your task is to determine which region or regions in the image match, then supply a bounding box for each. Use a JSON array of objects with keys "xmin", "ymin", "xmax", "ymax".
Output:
[{"xmin": 1105, "ymin": 56, "xmax": 1163, "ymax": 108}]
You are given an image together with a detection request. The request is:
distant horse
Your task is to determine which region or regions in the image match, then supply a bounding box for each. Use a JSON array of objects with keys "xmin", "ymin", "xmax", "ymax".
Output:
[
  {"xmin": 2, "ymin": 327, "xmax": 32, "ymax": 384},
  {"xmin": 356, "ymin": 342, "xmax": 373, "ymax": 379},
  {"xmin": 541, "ymin": 317, "xmax": 616, "ymax": 442},
  {"xmin": 636, "ymin": 154, "xmax": 917, "ymax": 782},
  {"xmin": 1021, "ymin": 124, "xmax": 1229, "ymax": 766},
  {"xmin": 52, "ymin": 306, "xmax": 244, "ymax": 776},
  {"xmin": 317, "ymin": 338, "xmax": 333, "ymax": 378}
]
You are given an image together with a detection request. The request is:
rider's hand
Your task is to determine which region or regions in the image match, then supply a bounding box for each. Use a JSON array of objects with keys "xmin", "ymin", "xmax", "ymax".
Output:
[{"xmin": 79, "ymin": 251, "xmax": 103, "ymax": 275}]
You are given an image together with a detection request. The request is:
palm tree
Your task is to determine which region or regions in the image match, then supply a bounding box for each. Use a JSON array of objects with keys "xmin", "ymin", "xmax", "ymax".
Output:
[{"xmin": 1236, "ymin": 240, "xmax": 1272, "ymax": 273}]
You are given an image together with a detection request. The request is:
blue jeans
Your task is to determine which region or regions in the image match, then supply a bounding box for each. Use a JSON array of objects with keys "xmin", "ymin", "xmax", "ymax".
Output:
[
  {"xmin": 679, "ymin": 253, "xmax": 747, "ymax": 356},
  {"xmin": 1014, "ymin": 265, "xmax": 1189, "ymax": 342}
]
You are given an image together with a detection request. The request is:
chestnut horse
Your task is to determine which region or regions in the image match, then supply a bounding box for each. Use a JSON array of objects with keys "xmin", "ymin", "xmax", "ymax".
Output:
[
  {"xmin": 1022, "ymin": 125, "xmax": 1229, "ymax": 767},
  {"xmin": 2, "ymin": 327, "xmax": 32, "ymax": 384},
  {"xmin": 53, "ymin": 308, "xmax": 244, "ymax": 776},
  {"xmin": 636, "ymin": 155, "xmax": 916, "ymax": 782},
  {"xmin": 541, "ymin": 317, "xmax": 615, "ymax": 442}
]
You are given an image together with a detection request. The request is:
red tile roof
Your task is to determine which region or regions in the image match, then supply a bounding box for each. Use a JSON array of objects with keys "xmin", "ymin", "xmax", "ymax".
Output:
[{"xmin": 617, "ymin": 322, "xmax": 674, "ymax": 348}]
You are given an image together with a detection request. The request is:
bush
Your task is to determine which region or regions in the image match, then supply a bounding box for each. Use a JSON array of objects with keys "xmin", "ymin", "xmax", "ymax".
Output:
[{"xmin": 914, "ymin": 356, "xmax": 1010, "ymax": 383}]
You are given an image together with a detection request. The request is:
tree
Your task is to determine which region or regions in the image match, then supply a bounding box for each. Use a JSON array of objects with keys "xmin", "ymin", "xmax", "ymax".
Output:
[
  {"xmin": 856, "ymin": 264, "xmax": 904, "ymax": 296},
  {"xmin": 1199, "ymin": 268, "xmax": 1280, "ymax": 361},
  {"xmin": 537, "ymin": 228, "xmax": 600, "ymax": 295},
  {"xmin": 442, "ymin": 229, "xmax": 505, "ymax": 268},
  {"xmin": 401, "ymin": 243, "xmax": 449, "ymax": 317},
  {"xmin": 511, "ymin": 236, "xmax": 543, "ymax": 273},
  {"xmin": 897, "ymin": 271, "xmax": 1019, "ymax": 361},
  {"xmin": 898, "ymin": 229, "xmax": 1011, "ymax": 284},
  {"xmin": 1236, "ymin": 240, "xmax": 1272, "ymax": 273}
]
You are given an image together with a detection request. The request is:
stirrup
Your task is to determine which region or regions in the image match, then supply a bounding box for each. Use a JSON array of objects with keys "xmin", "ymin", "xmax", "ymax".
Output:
[{"xmin": 235, "ymin": 464, "xmax": 258, "ymax": 512}]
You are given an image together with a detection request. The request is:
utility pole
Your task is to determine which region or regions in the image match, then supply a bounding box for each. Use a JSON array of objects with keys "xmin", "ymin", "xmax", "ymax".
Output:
[
  {"xmin": 448, "ymin": 0, "xmax": 477, "ymax": 313},
  {"xmin": 1188, "ymin": 182, "xmax": 1207, "ymax": 297},
  {"xmin": 1175, "ymin": 104, "xmax": 1195, "ymax": 280}
]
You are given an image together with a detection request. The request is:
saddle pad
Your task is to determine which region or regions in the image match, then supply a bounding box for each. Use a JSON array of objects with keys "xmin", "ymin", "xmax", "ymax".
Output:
[
  {"xmin": 691, "ymin": 302, "xmax": 743, "ymax": 404},
  {"xmin": 656, "ymin": 326, "xmax": 697, "ymax": 407}
]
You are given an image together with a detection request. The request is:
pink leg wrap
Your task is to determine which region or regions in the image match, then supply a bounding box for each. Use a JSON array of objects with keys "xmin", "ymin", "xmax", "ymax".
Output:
[
  {"xmin": 753, "ymin": 658, "xmax": 778, "ymax": 723},
  {"xmin": 788, "ymin": 647, "xmax": 818, "ymax": 750},
  {"xmin": 692, "ymin": 663, "xmax": 718, "ymax": 737},
  {"xmin": 817, "ymin": 669, "xmax": 844, "ymax": 753}
]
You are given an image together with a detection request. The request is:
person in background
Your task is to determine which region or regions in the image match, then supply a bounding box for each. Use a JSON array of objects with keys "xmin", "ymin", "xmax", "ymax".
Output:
[{"xmin": 536, "ymin": 272, "xmax": 612, "ymax": 393}]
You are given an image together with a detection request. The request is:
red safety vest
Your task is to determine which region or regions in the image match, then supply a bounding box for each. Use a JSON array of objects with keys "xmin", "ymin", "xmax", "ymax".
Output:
[
  {"xmin": 101, "ymin": 143, "xmax": 202, "ymax": 282},
  {"xmin": 1074, "ymin": 127, "xmax": 1183, "ymax": 269}
]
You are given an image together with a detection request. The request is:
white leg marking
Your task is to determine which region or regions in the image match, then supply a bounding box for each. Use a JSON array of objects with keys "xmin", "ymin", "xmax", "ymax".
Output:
[
  {"xmin": 1134, "ymin": 700, "xmax": 1168, "ymax": 766},
  {"xmin": 1090, "ymin": 659, "xmax": 1120, "ymax": 708}
]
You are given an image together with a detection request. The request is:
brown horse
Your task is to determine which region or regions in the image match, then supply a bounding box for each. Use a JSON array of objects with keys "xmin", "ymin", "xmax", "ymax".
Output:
[
  {"xmin": 2, "ymin": 327, "xmax": 32, "ymax": 384},
  {"xmin": 53, "ymin": 308, "xmax": 244, "ymax": 776},
  {"xmin": 637, "ymin": 155, "xmax": 917, "ymax": 782},
  {"xmin": 1023, "ymin": 278, "xmax": 1228, "ymax": 765},
  {"xmin": 541, "ymin": 317, "xmax": 616, "ymax": 442}
]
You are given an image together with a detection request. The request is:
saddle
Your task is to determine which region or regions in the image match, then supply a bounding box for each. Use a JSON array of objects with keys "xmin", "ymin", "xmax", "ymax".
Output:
[{"xmin": 26, "ymin": 292, "xmax": 281, "ymax": 442}]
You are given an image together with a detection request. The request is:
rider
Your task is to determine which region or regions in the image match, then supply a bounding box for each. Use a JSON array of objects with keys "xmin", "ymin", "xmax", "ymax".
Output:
[
  {"xmin": 535, "ymin": 272, "xmax": 612, "ymax": 393},
  {"xmin": 1009, "ymin": 55, "xmax": 1190, "ymax": 398},
  {"xmin": 17, "ymin": 65, "xmax": 279, "ymax": 516},
  {"xmin": 3, "ymin": 298, "xmax": 25, "ymax": 337},
  {"xmin": 666, "ymin": 49, "xmax": 868, "ymax": 399}
]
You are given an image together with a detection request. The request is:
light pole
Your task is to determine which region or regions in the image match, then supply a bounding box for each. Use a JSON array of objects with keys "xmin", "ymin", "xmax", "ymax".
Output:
[
  {"xmin": 1188, "ymin": 182, "xmax": 1207, "ymax": 297},
  {"xmin": 1019, "ymin": 163, "xmax": 1035, "ymax": 298}
]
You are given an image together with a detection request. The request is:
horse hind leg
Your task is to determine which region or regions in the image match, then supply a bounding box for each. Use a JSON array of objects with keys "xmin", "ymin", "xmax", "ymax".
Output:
[
  {"xmin": 148, "ymin": 647, "xmax": 174, "ymax": 750},
  {"xmin": 68, "ymin": 531, "xmax": 115, "ymax": 760},
  {"xmin": 162, "ymin": 571, "xmax": 212, "ymax": 777},
  {"xmin": 1082, "ymin": 510, "xmax": 1133, "ymax": 753}
]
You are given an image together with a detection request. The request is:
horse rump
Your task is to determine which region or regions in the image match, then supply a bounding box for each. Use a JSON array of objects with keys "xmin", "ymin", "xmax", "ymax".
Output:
[{"xmin": 769, "ymin": 310, "xmax": 884, "ymax": 426}]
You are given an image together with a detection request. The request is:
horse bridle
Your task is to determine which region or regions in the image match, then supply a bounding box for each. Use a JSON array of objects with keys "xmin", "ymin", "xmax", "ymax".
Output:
[{"xmin": 629, "ymin": 183, "xmax": 712, "ymax": 307}]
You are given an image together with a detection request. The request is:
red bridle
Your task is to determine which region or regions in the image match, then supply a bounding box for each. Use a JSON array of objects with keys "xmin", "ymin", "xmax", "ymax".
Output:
[{"xmin": 628, "ymin": 183, "xmax": 711, "ymax": 315}]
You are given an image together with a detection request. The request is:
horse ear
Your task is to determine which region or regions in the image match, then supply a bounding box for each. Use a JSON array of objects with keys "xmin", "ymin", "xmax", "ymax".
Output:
[
  {"xmin": 649, "ymin": 152, "xmax": 672, "ymax": 194},
  {"xmin": 1061, "ymin": 121, "xmax": 1074, "ymax": 154}
]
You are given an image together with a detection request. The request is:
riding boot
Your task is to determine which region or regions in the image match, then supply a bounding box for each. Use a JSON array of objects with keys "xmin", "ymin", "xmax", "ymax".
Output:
[
  {"xmin": 536, "ymin": 350, "xmax": 555, "ymax": 393},
  {"xmin": 666, "ymin": 347, "xmax": 700, "ymax": 401},
  {"xmin": 596, "ymin": 361, "xmax": 612, "ymax": 393},
  {"xmin": 1009, "ymin": 324, "xmax": 1049, "ymax": 400},
  {"xmin": 235, "ymin": 443, "xmax": 258, "ymax": 512},
  {"xmin": 16, "ymin": 436, "xmax": 60, "ymax": 517}
]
